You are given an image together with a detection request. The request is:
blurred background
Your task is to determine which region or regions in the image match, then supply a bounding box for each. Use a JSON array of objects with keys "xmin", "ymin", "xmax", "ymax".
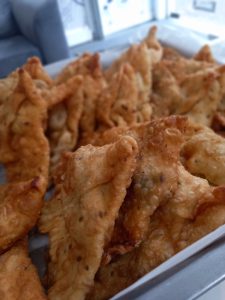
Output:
[
  {"xmin": 58, "ymin": 0, "xmax": 225, "ymax": 53},
  {"xmin": 1, "ymin": 0, "xmax": 225, "ymax": 77}
]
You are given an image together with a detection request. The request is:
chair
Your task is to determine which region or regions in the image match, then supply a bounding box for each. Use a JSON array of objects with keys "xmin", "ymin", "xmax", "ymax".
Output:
[{"xmin": 0, "ymin": 0, "xmax": 70, "ymax": 78}]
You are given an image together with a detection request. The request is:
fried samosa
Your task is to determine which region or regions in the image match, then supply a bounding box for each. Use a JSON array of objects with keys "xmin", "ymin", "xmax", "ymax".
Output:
[{"xmin": 39, "ymin": 136, "xmax": 138, "ymax": 300}]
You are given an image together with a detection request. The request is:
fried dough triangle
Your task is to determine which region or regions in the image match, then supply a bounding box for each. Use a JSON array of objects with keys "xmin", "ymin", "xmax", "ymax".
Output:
[
  {"xmin": 104, "ymin": 43, "xmax": 152, "ymax": 122},
  {"xmin": 0, "ymin": 69, "xmax": 49, "ymax": 185},
  {"xmin": 181, "ymin": 125, "xmax": 225, "ymax": 185},
  {"xmin": 97, "ymin": 63, "xmax": 138, "ymax": 128},
  {"xmin": 101, "ymin": 116, "xmax": 187, "ymax": 263},
  {"xmin": 152, "ymin": 59, "xmax": 225, "ymax": 126},
  {"xmin": 53, "ymin": 53, "xmax": 106, "ymax": 147},
  {"xmin": 0, "ymin": 239, "xmax": 47, "ymax": 299},
  {"xmin": 89, "ymin": 165, "xmax": 225, "ymax": 300},
  {"xmin": 162, "ymin": 46, "xmax": 184, "ymax": 61},
  {"xmin": 55, "ymin": 53, "xmax": 102, "ymax": 84},
  {"xmin": 47, "ymin": 75, "xmax": 84, "ymax": 177},
  {"xmin": 9, "ymin": 57, "xmax": 79, "ymax": 110},
  {"xmin": 0, "ymin": 177, "xmax": 45, "ymax": 252},
  {"xmin": 179, "ymin": 65, "xmax": 225, "ymax": 126},
  {"xmin": 7, "ymin": 57, "xmax": 53, "ymax": 103},
  {"xmin": 39, "ymin": 136, "xmax": 138, "ymax": 300},
  {"xmin": 23, "ymin": 56, "xmax": 78, "ymax": 109},
  {"xmin": 151, "ymin": 62, "xmax": 182, "ymax": 117},
  {"xmin": 23, "ymin": 57, "xmax": 53, "ymax": 87},
  {"xmin": 162, "ymin": 54, "xmax": 213, "ymax": 81},
  {"xmin": 41, "ymin": 75, "xmax": 84, "ymax": 109},
  {"xmin": 0, "ymin": 75, "xmax": 18, "ymax": 105},
  {"xmin": 141, "ymin": 25, "xmax": 163, "ymax": 64},
  {"xmin": 194, "ymin": 45, "xmax": 216, "ymax": 64},
  {"xmin": 79, "ymin": 73, "xmax": 105, "ymax": 143}
]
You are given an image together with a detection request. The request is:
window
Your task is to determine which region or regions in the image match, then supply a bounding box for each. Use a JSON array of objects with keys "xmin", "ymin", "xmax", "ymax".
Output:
[
  {"xmin": 168, "ymin": 0, "xmax": 225, "ymax": 37},
  {"xmin": 86, "ymin": 0, "xmax": 153, "ymax": 38},
  {"xmin": 57, "ymin": 0, "xmax": 93, "ymax": 47},
  {"xmin": 58, "ymin": 0, "xmax": 153, "ymax": 46}
]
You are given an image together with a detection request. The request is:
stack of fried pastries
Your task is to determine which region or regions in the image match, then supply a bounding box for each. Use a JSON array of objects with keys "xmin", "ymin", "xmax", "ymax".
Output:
[{"xmin": 1, "ymin": 26, "xmax": 225, "ymax": 299}]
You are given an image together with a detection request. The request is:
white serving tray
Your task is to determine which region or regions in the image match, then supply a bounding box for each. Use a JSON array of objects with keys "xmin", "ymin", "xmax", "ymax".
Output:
[
  {"xmin": 3, "ymin": 35, "xmax": 225, "ymax": 299},
  {"xmin": 42, "ymin": 48, "xmax": 225, "ymax": 299}
]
